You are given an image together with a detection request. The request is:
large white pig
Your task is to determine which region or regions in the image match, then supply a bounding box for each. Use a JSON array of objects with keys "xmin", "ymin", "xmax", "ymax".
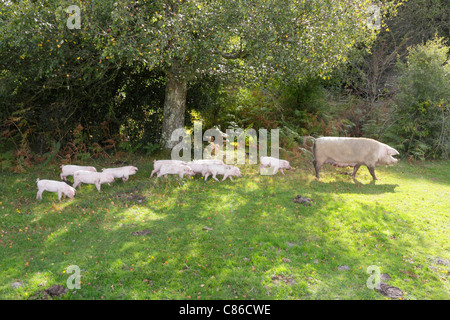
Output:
[
  {"xmin": 36, "ymin": 179, "xmax": 76, "ymax": 201},
  {"xmin": 102, "ymin": 165, "xmax": 138, "ymax": 182},
  {"xmin": 157, "ymin": 163, "xmax": 194, "ymax": 178},
  {"xmin": 73, "ymin": 170, "xmax": 115, "ymax": 192},
  {"xmin": 204, "ymin": 164, "xmax": 241, "ymax": 182},
  {"xmin": 150, "ymin": 160, "xmax": 186, "ymax": 177},
  {"xmin": 259, "ymin": 156, "xmax": 292, "ymax": 175},
  {"xmin": 60, "ymin": 165, "xmax": 97, "ymax": 181},
  {"xmin": 311, "ymin": 137, "xmax": 399, "ymax": 180}
]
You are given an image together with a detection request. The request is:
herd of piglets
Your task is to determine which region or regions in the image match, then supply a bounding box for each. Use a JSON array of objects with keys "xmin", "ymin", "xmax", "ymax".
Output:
[
  {"xmin": 35, "ymin": 157, "xmax": 282, "ymax": 201},
  {"xmin": 36, "ymin": 137, "xmax": 400, "ymax": 201},
  {"xmin": 36, "ymin": 165, "xmax": 138, "ymax": 201},
  {"xmin": 150, "ymin": 159, "xmax": 243, "ymax": 182}
]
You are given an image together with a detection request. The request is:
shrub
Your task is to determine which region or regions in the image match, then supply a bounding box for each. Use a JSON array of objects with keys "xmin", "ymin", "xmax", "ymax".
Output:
[{"xmin": 388, "ymin": 37, "xmax": 449, "ymax": 159}]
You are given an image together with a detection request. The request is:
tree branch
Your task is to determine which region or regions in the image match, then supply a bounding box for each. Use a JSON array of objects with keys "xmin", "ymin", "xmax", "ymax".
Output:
[{"xmin": 211, "ymin": 49, "xmax": 249, "ymax": 60}]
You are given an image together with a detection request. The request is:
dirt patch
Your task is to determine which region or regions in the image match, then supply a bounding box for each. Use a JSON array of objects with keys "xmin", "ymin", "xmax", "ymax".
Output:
[
  {"xmin": 29, "ymin": 284, "xmax": 68, "ymax": 300},
  {"xmin": 292, "ymin": 195, "xmax": 312, "ymax": 206},
  {"xmin": 116, "ymin": 192, "xmax": 146, "ymax": 204},
  {"xmin": 271, "ymin": 274, "xmax": 296, "ymax": 286},
  {"xmin": 376, "ymin": 282, "xmax": 403, "ymax": 299},
  {"xmin": 131, "ymin": 229, "xmax": 152, "ymax": 236}
]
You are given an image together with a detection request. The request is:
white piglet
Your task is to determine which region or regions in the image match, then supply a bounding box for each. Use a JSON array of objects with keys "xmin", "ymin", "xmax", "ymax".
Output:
[
  {"xmin": 151, "ymin": 160, "xmax": 186, "ymax": 177},
  {"xmin": 102, "ymin": 165, "xmax": 138, "ymax": 182},
  {"xmin": 185, "ymin": 161, "xmax": 211, "ymax": 178},
  {"xmin": 73, "ymin": 170, "xmax": 115, "ymax": 192},
  {"xmin": 157, "ymin": 163, "xmax": 194, "ymax": 178},
  {"xmin": 60, "ymin": 165, "xmax": 97, "ymax": 181},
  {"xmin": 259, "ymin": 156, "xmax": 292, "ymax": 175},
  {"xmin": 191, "ymin": 159, "xmax": 224, "ymax": 165},
  {"xmin": 204, "ymin": 164, "xmax": 241, "ymax": 181},
  {"xmin": 36, "ymin": 179, "xmax": 76, "ymax": 201}
]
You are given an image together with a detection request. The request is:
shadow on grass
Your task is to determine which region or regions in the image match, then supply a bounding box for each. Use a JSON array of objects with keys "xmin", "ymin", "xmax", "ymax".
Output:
[
  {"xmin": 309, "ymin": 179, "xmax": 399, "ymax": 194},
  {"xmin": 1, "ymin": 159, "xmax": 448, "ymax": 299}
]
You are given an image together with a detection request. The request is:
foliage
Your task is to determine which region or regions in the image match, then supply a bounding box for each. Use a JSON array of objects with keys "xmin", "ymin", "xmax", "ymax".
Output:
[
  {"xmin": 1, "ymin": 0, "xmax": 403, "ymax": 150},
  {"xmin": 388, "ymin": 37, "xmax": 449, "ymax": 159}
]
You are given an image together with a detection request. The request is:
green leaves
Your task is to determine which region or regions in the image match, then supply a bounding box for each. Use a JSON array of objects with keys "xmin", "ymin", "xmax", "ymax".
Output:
[{"xmin": 390, "ymin": 37, "xmax": 450, "ymax": 159}]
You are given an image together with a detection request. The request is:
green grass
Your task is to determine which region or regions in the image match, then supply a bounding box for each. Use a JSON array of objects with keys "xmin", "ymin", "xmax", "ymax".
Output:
[{"xmin": 1, "ymin": 156, "xmax": 449, "ymax": 300}]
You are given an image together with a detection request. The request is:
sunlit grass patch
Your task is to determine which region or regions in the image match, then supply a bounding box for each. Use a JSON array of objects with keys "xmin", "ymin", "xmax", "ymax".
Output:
[{"xmin": 0, "ymin": 158, "xmax": 449, "ymax": 300}]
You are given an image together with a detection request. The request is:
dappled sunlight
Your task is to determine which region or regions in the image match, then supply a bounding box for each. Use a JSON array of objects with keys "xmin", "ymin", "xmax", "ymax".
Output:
[{"xmin": 1, "ymin": 159, "xmax": 449, "ymax": 299}]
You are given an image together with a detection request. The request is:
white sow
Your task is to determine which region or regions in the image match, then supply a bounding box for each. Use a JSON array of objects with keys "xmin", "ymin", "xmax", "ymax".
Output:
[
  {"xmin": 73, "ymin": 170, "xmax": 115, "ymax": 192},
  {"xmin": 36, "ymin": 179, "xmax": 76, "ymax": 201},
  {"xmin": 60, "ymin": 165, "xmax": 96, "ymax": 181},
  {"xmin": 312, "ymin": 137, "xmax": 399, "ymax": 180}
]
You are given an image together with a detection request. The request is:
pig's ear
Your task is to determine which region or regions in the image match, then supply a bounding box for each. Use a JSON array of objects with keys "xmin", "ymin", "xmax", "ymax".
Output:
[{"xmin": 387, "ymin": 147, "xmax": 399, "ymax": 156}]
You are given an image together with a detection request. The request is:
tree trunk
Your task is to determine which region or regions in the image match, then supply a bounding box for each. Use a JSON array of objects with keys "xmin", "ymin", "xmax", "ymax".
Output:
[{"xmin": 160, "ymin": 65, "xmax": 187, "ymax": 149}]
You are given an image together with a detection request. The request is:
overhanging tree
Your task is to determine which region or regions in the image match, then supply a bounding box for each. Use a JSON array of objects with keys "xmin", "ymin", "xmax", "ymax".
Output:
[
  {"xmin": 102, "ymin": 0, "xmax": 401, "ymax": 149},
  {"xmin": 1, "ymin": 0, "xmax": 402, "ymax": 150}
]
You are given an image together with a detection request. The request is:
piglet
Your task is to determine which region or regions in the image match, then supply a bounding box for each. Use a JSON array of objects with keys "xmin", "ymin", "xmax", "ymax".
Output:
[
  {"xmin": 151, "ymin": 160, "xmax": 186, "ymax": 177},
  {"xmin": 73, "ymin": 170, "xmax": 115, "ymax": 192},
  {"xmin": 102, "ymin": 165, "xmax": 138, "ymax": 182},
  {"xmin": 60, "ymin": 165, "xmax": 97, "ymax": 181},
  {"xmin": 157, "ymin": 163, "xmax": 194, "ymax": 179},
  {"xmin": 36, "ymin": 178, "xmax": 76, "ymax": 201},
  {"xmin": 185, "ymin": 161, "xmax": 210, "ymax": 178},
  {"xmin": 191, "ymin": 159, "xmax": 224, "ymax": 165},
  {"xmin": 259, "ymin": 156, "xmax": 292, "ymax": 175},
  {"xmin": 204, "ymin": 164, "xmax": 241, "ymax": 181}
]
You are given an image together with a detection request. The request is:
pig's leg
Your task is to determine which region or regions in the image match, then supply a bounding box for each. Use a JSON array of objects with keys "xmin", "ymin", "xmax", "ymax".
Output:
[
  {"xmin": 150, "ymin": 170, "xmax": 157, "ymax": 178},
  {"xmin": 279, "ymin": 168, "xmax": 285, "ymax": 175},
  {"xmin": 212, "ymin": 174, "xmax": 219, "ymax": 182},
  {"xmin": 272, "ymin": 166, "xmax": 279, "ymax": 175},
  {"xmin": 351, "ymin": 165, "xmax": 361, "ymax": 179},
  {"xmin": 73, "ymin": 180, "xmax": 80, "ymax": 189},
  {"xmin": 36, "ymin": 189, "xmax": 43, "ymax": 200},
  {"xmin": 367, "ymin": 166, "xmax": 377, "ymax": 180},
  {"xmin": 259, "ymin": 164, "xmax": 266, "ymax": 174},
  {"xmin": 58, "ymin": 191, "xmax": 62, "ymax": 201},
  {"xmin": 313, "ymin": 160, "xmax": 319, "ymax": 178},
  {"xmin": 313, "ymin": 159, "xmax": 324, "ymax": 179},
  {"xmin": 95, "ymin": 181, "xmax": 101, "ymax": 192}
]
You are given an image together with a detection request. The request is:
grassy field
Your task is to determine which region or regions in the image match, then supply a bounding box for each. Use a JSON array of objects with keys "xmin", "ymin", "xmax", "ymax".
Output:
[{"xmin": 0, "ymin": 155, "xmax": 449, "ymax": 300}]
